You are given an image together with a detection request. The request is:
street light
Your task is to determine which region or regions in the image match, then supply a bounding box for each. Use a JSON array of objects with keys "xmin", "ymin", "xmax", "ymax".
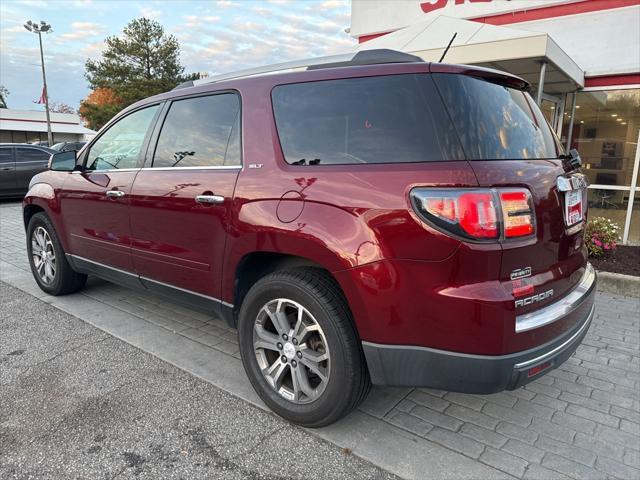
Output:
[{"xmin": 24, "ymin": 20, "xmax": 53, "ymax": 146}]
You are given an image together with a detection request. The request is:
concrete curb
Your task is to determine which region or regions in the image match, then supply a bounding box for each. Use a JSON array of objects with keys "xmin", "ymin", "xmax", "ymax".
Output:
[{"xmin": 596, "ymin": 270, "xmax": 640, "ymax": 297}]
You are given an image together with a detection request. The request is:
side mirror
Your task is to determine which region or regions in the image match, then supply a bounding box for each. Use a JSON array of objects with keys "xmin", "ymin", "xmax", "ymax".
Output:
[{"xmin": 49, "ymin": 150, "xmax": 79, "ymax": 172}]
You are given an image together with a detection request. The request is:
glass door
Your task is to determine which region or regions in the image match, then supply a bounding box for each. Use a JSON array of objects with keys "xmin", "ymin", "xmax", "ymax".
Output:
[
  {"xmin": 540, "ymin": 95, "xmax": 562, "ymax": 131},
  {"xmin": 562, "ymin": 87, "xmax": 640, "ymax": 245}
]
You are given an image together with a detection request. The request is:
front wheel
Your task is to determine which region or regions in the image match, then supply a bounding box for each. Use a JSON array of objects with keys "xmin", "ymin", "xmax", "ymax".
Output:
[
  {"xmin": 237, "ymin": 268, "xmax": 371, "ymax": 427},
  {"xmin": 26, "ymin": 212, "xmax": 87, "ymax": 295}
]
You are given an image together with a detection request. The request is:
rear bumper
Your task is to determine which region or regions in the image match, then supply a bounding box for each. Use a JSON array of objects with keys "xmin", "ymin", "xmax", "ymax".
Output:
[{"xmin": 362, "ymin": 276, "xmax": 596, "ymax": 393}]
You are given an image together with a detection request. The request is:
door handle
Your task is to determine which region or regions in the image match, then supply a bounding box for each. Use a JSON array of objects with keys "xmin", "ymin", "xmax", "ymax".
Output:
[
  {"xmin": 0, "ymin": 167, "xmax": 12, "ymax": 171},
  {"xmin": 106, "ymin": 190, "xmax": 125, "ymax": 198},
  {"xmin": 195, "ymin": 194, "xmax": 224, "ymax": 204}
]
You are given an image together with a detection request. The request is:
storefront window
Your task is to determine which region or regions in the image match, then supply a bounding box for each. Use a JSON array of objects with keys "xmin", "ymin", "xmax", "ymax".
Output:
[{"xmin": 563, "ymin": 88, "xmax": 640, "ymax": 244}]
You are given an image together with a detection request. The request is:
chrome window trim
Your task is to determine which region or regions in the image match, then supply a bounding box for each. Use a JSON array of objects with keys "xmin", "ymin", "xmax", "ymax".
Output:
[
  {"xmin": 67, "ymin": 254, "xmax": 234, "ymax": 308},
  {"xmin": 140, "ymin": 165, "xmax": 242, "ymax": 172},
  {"xmin": 515, "ymin": 262, "xmax": 596, "ymax": 333},
  {"xmin": 72, "ymin": 168, "xmax": 141, "ymax": 174},
  {"xmin": 72, "ymin": 165, "xmax": 242, "ymax": 174},
  {"xmin": 514, "ymin": 305, "xmax": 594, "ymax": 369}
]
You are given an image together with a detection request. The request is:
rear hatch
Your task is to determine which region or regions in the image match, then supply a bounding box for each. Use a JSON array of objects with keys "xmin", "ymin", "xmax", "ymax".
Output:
[{"xmin": 431, "ymin": 66, "xmax": 589, "ymax": 313}]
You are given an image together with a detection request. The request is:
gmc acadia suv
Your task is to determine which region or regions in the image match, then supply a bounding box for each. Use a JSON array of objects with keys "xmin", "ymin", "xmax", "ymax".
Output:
[{"xmin": 23, "ymin": 51, "xmax": 596, "ymax": 427}]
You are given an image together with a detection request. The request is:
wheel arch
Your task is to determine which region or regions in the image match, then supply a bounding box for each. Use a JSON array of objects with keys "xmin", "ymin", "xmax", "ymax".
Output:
[
  {"xmin": 23, "ymin": 183, "xmax": 68, "ymax": 250},
  {"xmin": 230, "ymin": 252, "xmax": 353, "ymax": 328}
]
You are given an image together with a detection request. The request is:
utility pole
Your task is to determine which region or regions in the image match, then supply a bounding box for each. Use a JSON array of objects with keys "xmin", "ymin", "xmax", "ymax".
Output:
[{"xmin": 24, "ymin": 20, "xmax": 53, "ymax": 146}]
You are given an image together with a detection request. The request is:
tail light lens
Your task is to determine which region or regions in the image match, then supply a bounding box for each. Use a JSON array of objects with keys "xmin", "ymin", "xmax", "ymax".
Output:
[
  {"xmin": 500, "ymin": 190, "xmax": 535, "ymax": 238},
  {"xmin": 411, "ymin": 188, "xmax": 535, "ymax": 241}
]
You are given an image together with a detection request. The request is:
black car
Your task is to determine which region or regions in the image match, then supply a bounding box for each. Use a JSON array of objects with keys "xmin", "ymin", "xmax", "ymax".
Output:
[
  {"xmin": 51, "ymin": 141, "xmax": 86, "ymax": 152},
  {"xmin": 0, "ymin": 144, "xmax": 54, "ymax": 198}
]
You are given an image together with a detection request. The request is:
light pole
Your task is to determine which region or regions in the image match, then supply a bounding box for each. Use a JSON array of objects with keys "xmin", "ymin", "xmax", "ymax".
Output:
[{"xmin": 24, "ymin": 20, "xmax": 53, "ymax": 146}]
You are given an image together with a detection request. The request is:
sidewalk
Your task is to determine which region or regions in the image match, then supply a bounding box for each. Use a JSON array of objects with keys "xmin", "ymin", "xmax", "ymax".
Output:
[{"xmin": 1, "ymin": 200, "xmax": 639, "ymax": 479}]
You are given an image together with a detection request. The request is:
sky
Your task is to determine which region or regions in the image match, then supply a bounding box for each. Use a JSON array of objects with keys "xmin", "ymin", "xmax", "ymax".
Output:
[{"xmin": 0, "ymin": 0, "xmax": 355, "ymax": 111}]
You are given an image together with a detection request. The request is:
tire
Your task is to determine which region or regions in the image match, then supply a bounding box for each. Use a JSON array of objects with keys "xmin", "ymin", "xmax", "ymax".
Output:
[
  {"xmin": 237, "ymin": 268, "xmax": 371, "ymax": 427},
  {"xmin": 26, "ymin": 212, "xmax": 87, "ymax": 296}
]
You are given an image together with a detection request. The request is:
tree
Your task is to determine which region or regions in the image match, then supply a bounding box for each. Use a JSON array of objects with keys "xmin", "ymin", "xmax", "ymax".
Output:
[
  {"xmin": 78, "ymin": 87, "xmax": 123, "ymax": 131},
  {"xmin": 0, "ymin": 85, "xmax": 8, "ymax": 108},
  {"xmin": 49, "ymin": 102, "xmax": 76, "ymax": 114},
  {"xmin": 85, "ymin": 18, "xmax": 186, "ymax": 107}
]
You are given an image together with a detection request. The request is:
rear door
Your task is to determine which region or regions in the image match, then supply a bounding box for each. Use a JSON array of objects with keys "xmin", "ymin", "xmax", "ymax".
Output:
[
  {"xmin": 0, "ymin": 146, "xmax": 15, "ymax": 194},
  {"xmin": 129, "ymin": 92, "xmax": 241, "ymax": 301},
  {"xmin": 59, "ymin": 104, "xmax": 161, "ymax": 272},
  {"xmin": 15, "ymin": 146, "xmax": 51, "ymax": 192},
  {"xmin": 433, "ymin": 73, "xmax": 587, "ymax": 311}
]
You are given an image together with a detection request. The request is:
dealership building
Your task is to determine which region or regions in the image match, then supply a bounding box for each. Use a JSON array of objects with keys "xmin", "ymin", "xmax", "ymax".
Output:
[
  {"xmin": 350, "ymin": 0, "xmax": 640, "ymax": 244},
  {"xmin": 0, "ymin": 109, "xmax": 95, "ymax": 145}
]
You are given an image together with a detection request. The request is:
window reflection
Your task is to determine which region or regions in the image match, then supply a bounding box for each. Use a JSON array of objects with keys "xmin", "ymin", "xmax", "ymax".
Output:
[
  {"xmin": 152, "ymin": 94, "xmax": 241, "ymax": 168},
  {"xmin": 433, "ymin": 74, "xmax": 561, "ymax": 160},
  {"xmin": 86, "ymin": 105, "xmax": 159, "ymax": 171},
  {"xmin": 272, "ymin": 74, "xmax": 464, "ymax": 165}
]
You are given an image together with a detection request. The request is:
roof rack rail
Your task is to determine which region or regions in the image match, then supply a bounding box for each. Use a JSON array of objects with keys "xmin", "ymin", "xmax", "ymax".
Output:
[{"xmin": 173, "ymin": 49, "xmax": 423, "ymax": 90}]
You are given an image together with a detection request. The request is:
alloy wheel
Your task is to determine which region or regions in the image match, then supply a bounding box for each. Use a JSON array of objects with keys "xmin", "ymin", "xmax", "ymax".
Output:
[
  {"xmin": 31, "ymin": 226, "xmax": 56, "ymax": 285},
  {"xmin": 253, "ymin": 298, "xmax": 330, "ymax": 404}
]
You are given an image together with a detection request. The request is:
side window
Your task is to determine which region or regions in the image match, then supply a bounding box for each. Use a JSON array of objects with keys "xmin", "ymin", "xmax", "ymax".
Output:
[
  {"xmin": 152, "ymin": 93, "xmax": 241, "ymax": 168},
  {"xmin": 0, "ymin": 147, "xmax": 13, "ymax": 163},
  {"xmin": 271, "ymin": 74, "xmax": 464, "ymax": 165},
  {"xmin": 86, "ymin": 105, "xmax": 159, "ymax": 171},
  {"xmin": 16, "ymin": 147, "xmax": 50, "ymax": 162}
]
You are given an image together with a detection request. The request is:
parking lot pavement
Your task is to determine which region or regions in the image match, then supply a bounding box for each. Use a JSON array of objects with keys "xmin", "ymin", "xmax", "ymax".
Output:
[
  {"xmin": 0, "ymin": 282, "xmax": 400, "ymax": 480},
  {"xmin": 1, "ymin": 199, "xmax": 639, "ymax": 480}
]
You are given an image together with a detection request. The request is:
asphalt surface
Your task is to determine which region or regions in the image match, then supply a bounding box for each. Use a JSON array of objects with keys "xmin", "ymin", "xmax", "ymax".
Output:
[{"xmin": 0, "ymin": 282, "xmax": 399, "ymax": 480}]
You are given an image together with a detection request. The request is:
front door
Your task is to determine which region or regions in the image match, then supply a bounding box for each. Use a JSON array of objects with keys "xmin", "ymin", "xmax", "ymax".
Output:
[
  {"xmin": 59, "ymin": 104, "xmax": 161, "ymax": 272},
  {"xmin": 0, "ymin": 146, "xmax": 15, "ymax": 194},
  {"xmin": 129, "ymin": 92, "xmax": 241, "ymax": 301},
  {"xmin": 15, "ymin": 146, "xmax": 51, "ymax": 193}
]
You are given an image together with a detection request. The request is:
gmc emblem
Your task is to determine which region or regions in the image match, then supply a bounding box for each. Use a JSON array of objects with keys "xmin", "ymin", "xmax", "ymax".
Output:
[{"xmin": 515, "ymin": 290, "xmax": 554, "ymax": 308}]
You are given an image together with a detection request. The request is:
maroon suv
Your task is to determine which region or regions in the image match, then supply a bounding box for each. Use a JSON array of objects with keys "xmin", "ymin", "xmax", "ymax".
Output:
[{"xmin": 23, "ymin": 51, "xmax": 596, "ymax": 427}]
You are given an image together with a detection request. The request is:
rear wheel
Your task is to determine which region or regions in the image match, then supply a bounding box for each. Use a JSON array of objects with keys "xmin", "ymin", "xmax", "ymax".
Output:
[
  {"xmin": 26, "ymin": 212, "xmax": 87, "ymax": 295},
  {"xmin": 238, "ymin": 268, "xmax": 371, "ymax": 427}
]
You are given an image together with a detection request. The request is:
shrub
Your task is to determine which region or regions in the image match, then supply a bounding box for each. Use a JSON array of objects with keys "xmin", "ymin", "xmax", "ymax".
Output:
[{"xmin": 585, "ymin": 217, "xmax": 620, "ymax": 257}]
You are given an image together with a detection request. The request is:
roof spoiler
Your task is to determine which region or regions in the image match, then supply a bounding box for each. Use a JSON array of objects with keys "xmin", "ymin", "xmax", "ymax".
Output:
[
  {"xmin": 430, "ymin": 63, "xmax": 530, "ymax": 91},
  {"xmin": 172, "ymin": 49, "xmax": 424, "ymax": 91}
]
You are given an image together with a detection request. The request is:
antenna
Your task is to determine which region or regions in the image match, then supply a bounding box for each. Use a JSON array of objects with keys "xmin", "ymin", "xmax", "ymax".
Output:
[{"xmin": 438, "ymin": 32, "xmax": 458, "ymax": 63}]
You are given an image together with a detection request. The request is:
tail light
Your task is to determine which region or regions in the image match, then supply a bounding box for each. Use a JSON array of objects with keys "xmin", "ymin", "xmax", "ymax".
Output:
[
  {"xmin": 410, "ymin": 188, "xmax": 535, "ymax": 241},
  {"xmin": 499, "ymin": 190, "xmax": 535, "ymax": 238}
]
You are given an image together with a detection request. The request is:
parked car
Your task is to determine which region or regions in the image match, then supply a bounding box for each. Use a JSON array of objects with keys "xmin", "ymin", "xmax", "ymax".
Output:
[
  {"xmin": 0, "ymin": 143, "xmax": 54, "ymax": 198},
  {"xmin": 23, "ymin": 51, "xmax": 596, "ymax": 427},
  {"xmin": 51, "ymin": 141, "xmax": 86, "ymax": 153}
]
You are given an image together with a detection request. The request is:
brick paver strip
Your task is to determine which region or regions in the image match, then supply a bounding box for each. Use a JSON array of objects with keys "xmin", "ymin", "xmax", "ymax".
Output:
[{"xmin": 1, "ymin": 201, "xmax": 639, "ymax": 480}]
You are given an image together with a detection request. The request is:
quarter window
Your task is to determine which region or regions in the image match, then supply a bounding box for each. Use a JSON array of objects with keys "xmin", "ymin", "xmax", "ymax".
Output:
[
  {"xmin": 271, "ymin": 74, "xmax": 464, "ymax": 165},
  {"xmin": 152, "ymin": 93, "xmax": 241, "ymax": 168},
  {"xmin": 86, "ymin": 105, "xmax": 159, "ymax": 171}
]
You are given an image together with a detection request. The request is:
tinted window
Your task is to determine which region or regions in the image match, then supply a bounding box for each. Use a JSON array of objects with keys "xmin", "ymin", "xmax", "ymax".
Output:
[
  {"xmin": 272, "ymin": 74, "xmax": 463, "ymax": 166},
  {"xmin": 86, "ymin": 105, "xmax": 159, "ymax": 170},
  {"xmin": 0, "ymin": 147, "xmax": 12, "ymax": 163},
  {"xmin": 432, "ymin": 74, "xmax": 563, "ymax": 160},
  {"xmin": 16, "ymin": 147, "xmax": 50, "ymax": 162},
  {"xmin": 152, "ymin": 93, "xmax": 241, "ymax": 168}
]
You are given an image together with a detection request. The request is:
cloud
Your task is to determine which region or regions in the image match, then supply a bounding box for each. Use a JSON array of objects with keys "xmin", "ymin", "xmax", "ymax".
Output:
[
  {"xmin": 319, "ymin": 0, "xmax": 347, "ymax": 10},
  {"xmin": 216, "ymin": 0, "xmax": 239, "ymax": 7},
  {"xmin": 140, "ymin": 6, "xmax": 162, "ymax": 19},
  {"xmin": 56, "ymin": 22, "xmax": 104, "ymax": 41}
]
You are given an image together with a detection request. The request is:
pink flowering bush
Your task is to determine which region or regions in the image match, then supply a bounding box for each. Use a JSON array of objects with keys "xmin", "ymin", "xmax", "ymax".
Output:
[{"xmin": 585, "ymin": 217, "xmax": 620, "ymax": 257}]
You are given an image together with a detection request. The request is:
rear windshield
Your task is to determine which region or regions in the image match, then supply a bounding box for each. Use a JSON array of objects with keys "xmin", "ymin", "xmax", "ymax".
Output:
[
  {"xmin": 432, "ymin": 73, "xmax": 564, "ymax": 160},
  {"xmin": 271, "ymin": 74, "xmax": 464, "ymax": 165}
]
